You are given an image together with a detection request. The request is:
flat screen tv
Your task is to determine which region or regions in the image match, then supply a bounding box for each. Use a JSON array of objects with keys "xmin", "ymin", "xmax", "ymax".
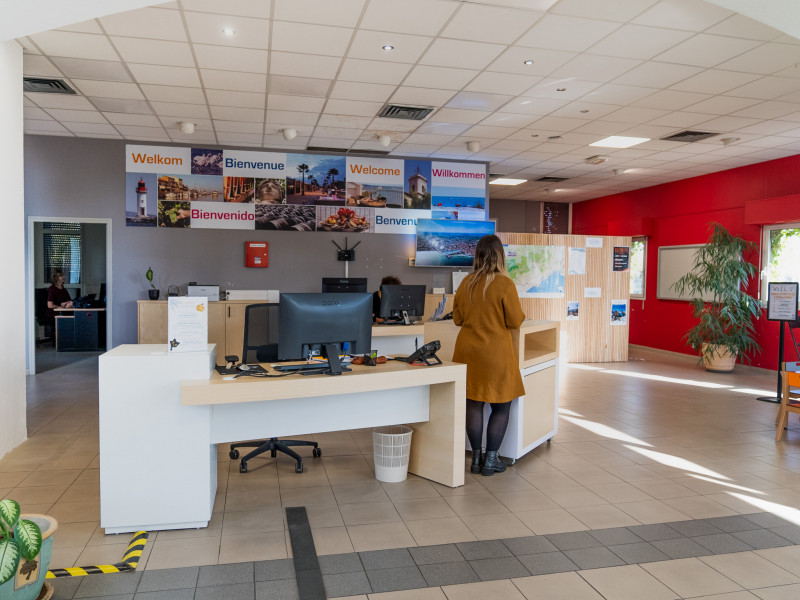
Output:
[{"xmin": 415, "ymin": 219, "xmax": 496, "ymax": 267}]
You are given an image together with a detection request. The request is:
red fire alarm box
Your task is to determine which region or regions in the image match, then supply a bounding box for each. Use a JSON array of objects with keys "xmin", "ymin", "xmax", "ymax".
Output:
[{"xmin": 245, "ymin": 241, "xmax": 269, "ymax": 268}]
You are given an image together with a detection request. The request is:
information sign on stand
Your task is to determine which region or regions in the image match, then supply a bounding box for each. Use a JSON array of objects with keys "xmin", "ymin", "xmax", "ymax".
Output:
[
  {"xmin": 167, "ymin": 297, "xmax": 208, "ymax": 353},
  {"xmin": 758, "ymin": 282, "xmax": 799, "ymax": 404}
]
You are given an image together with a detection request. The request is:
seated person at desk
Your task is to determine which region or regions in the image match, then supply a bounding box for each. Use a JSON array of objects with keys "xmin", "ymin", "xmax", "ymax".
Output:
[
  {"xmin": 372, "ymin": 275, "xmax": 400, "ymax": 323},
  {"xmin": 47, "ymin": 270, "xmax": 73, "ymax": 319}
]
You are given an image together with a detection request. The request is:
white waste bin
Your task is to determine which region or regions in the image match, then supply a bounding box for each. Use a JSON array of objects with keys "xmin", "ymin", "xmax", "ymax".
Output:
[{"xmin": 372, "ymin": 425, "xmax": 413, "ymax": 483}]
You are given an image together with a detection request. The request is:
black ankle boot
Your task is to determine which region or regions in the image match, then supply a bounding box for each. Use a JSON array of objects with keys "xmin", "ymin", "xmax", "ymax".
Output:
[
  {"xmin": 481, "ymin": 451, "xmax": 506, "ymax": 476},
  {"xmin": 470, "ymin": 452, "xmax": 484, "ymax": 474}
]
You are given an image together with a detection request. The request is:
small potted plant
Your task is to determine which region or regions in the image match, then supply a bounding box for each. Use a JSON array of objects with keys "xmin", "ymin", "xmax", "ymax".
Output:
[
  {"xmin": 672, "ymin": 222, "xmax": 762, "ymax": 372},
  {"xmin": 0, "ymin": 498, "xmax": 58, "ymax": 600},
  {"xmin": 146, "ymin": 266, "xmax": 159, "ymax": 300}
]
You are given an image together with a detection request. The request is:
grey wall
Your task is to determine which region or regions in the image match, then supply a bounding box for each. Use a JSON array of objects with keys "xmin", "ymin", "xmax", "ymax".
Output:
[
  {"xmin": 489, "ymin": 199, "xmax": 541, "ymax": 233},
  {"xmin": 24, "ymin": 135, "xmax": 467, "ymax": 346}
]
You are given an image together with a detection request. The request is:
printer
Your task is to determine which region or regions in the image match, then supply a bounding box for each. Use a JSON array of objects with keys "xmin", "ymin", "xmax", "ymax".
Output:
[{"xmin": 187, "ymin": 285, "xmax": 220, "ymax": 301}]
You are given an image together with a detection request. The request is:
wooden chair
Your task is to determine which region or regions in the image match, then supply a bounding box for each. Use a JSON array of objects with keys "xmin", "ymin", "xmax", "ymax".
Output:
[{"xmin": 775, "ymin": 366, "xmax": 800, "ymax": 441}]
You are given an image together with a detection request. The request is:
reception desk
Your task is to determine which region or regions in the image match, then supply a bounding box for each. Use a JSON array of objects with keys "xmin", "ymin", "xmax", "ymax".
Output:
[
  {"xmin": 99, "ymin": 344, "xmax": 466, "ymax": 534},
  {"xmin": 55, "ymin": 308, "xmax": 105, "ymax": 351}
]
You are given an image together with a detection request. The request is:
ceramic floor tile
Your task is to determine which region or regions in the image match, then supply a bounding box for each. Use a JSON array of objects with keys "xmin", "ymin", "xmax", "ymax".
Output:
[
  {"xmin": 406, "ymin": 517, "xmax": 478, "ymax": 547},
  {"xmin": 587, "ymin": 482, "xmax": 654, "ymax": 504},
  {"xmin": 312, "ymin": 526, "xmax": 355, "ymax": 556},
  {"xmin": 751, "ymin": 583, "xmax": 800, "ymax": 600},
  {"xmin": 515, "ymin": 509, "xmax": 588, "ymax": 535},
  {"xmin": 220, "ymin": 507, "xmax": 285, "ymax": 535},
  {"xmin": 218, "ymin": 531, "xmax": 288, "ymax": 563},
  {"xmin": 73, "ymin": 541, "xmax": 130, "ymax": 566},
  {"xmin": 442, "ymin": 493, "xmax": 511, "ymax": 516},
  {"xmin": 754, "ymin": 545, "xmax": 800, "ymax": 576},
  {"xmin": 347, "ymin": 522, "xmax": 417, "ymax": 553},
  {"xmin": 512, "ymin": 571, "xmax": 606, "ymax": 599},
  {"xmin": 340, "ymin": 501, "xmax": 403, "ymax": 526},
  {"xmin": 578, "ymin": 564, "xmax": 680, "ymax": 600},
  {"xmin": 333, "ymin": 482, "xmax": 390, "ymax": 504},
  {"xmin": 642, "ymin": 557, "xmax": 743, "ymax": 597},
  {"xmin": 492, "ymin": 490, "xmax": 558, "ymax": 513},
  {"xmin": 662, "ymin": 495, "xmax": 738, "ymax": 519},
  {"xmin": 393, "ymin": 497, "xmax": 458, "ymax": 521},
  {"xmin": 699, "ymin": 552, "xmax": 800, "ymax": 589},
  {"xmin": 616, "ymin": 500, "xmax": 691, "ymax": 524},
  {"xmin": 441, "ymin": 578, "xmax": 526, "ymax": 599},
  {"xmin": 368, "ymin": 588, "xmax": 447, "ymax": 599},
  {"xmin": 542, "ymin": 486, "xmax": 609, "ymax": 509},
  {"xmin": 567, "ymin": 504, "xmax": 641, "ymax": 529},
  {"xmin": 145, "ymin": 537, "xmax": 222, "ymax": 570},
  {"xmin": 461, "ymin": 512, "xmax": 534, "ymax": 541}
]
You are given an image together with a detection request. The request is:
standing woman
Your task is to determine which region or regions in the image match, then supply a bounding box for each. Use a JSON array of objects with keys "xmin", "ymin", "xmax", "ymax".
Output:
[{"xmin": 453, "ymin": 235, "xmax": 525, "ymax": 476}]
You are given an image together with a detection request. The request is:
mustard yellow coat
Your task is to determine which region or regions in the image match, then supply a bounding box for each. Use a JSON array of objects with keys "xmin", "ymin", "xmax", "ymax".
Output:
[{"xmin": 452, "ymin": 274, "xmax": 525, "ymax": 404}]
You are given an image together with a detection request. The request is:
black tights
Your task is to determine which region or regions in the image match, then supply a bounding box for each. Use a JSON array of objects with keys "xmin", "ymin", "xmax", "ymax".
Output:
[{"xmin": 466, "ymin": 399, "xmax": 511, "ymax": 454}]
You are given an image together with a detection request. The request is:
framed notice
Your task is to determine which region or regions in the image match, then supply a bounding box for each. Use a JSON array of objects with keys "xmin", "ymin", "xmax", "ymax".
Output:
[
  {"xmin": 613, "ymin": 246, "xmax": 629, "ymax": 271},
  {"xmin": 767, "ymin": 282, "xmax": 799, "ymax": 321},
  {"xmin": 168, "ymin": 297, "xmax": 208, "ymax": 352}
]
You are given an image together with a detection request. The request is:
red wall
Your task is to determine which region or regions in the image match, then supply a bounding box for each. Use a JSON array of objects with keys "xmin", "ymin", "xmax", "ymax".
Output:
[{"xmin": 572, "ymin": 153, "xmax": 800, "ymax": 371}]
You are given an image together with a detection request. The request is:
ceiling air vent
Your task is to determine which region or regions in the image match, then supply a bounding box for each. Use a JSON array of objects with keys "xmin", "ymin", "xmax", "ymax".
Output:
[
  {"xmin": 536, "ymin": 176, "xmax": 568, "ymax": 183},
  {"xmin": 23, "ymin": 77, "xmax": 76, "ymax": 94},
  {"xmin": 377, "ymin": 104, "xmax": 433, "ymax": 120},
  {"xmin": 660, "ymin": 130, "xmax": 719, "ymax": 143}
]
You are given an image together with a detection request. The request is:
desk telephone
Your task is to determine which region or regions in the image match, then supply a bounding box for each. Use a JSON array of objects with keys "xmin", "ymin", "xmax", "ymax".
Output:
[{"xmin": 394, "ymin": 340, "xmax": 442, "ymax": 366}]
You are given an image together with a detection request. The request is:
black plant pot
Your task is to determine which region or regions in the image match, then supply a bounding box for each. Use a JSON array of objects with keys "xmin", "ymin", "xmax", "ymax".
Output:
[{"xmin": 148, "ymin": 289, "xmax": 160, "ymax": 300}]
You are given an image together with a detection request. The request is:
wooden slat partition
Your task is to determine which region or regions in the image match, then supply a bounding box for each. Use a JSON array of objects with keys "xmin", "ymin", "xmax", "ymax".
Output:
[{"xmin": 499, "ymin": 233, "xmax": 630, "ymax": 363}]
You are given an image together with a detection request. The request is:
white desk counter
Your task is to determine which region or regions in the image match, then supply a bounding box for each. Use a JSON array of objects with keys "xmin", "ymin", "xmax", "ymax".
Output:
[{"xmin": 100, "ymin": 344, "xmax": 465, "ymax": 534}]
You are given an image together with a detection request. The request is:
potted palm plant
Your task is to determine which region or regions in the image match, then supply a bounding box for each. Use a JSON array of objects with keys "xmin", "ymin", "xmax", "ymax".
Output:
[
  {"xmin": 0, "ymin": 498, "xmax": 58, "ymax": 600},
  {"xmin": 672, "ymin": 223, "xmax": 762, "ymax": 372}
]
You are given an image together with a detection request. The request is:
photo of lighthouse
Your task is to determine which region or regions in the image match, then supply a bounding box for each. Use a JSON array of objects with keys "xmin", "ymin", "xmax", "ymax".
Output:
[{"xmin": 125, "ymin": 172, "xmax": 157, "ymax": 226}]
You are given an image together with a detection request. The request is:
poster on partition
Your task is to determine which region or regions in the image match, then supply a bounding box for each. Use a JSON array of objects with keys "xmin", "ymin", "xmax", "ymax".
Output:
[
  {"xmin": 611, "ymin": 299, "xmax": 627, "ymax": 326},
  {"xmin": 125, "ymin": 145, "xmax": 487, "ymax": 232},
  {"xmin": 505, "ymin": 245, "xmax": 565, "ymax": 298}
]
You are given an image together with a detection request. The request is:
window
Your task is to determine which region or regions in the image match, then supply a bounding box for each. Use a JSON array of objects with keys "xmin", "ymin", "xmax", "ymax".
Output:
[
  {"xmin": 762, "ymin": 222, "xmax": 800, "ymax": 306},
  {"xmin": 43, "ymin": 222, "xmax": 82, "ymax": 285},
  {"xmin": 630, "ymin": 236, "xmax": 646, "ymax": 298}
]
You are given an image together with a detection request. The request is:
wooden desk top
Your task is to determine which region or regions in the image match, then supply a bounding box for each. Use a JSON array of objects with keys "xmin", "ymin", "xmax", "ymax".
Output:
[
  {"xmin": 54, "ymin": 307, "xmax": 106, "ymax": 312},
  {"xmin": 181, "ymin": 359, "xmax": 465, "ymax": 406}
]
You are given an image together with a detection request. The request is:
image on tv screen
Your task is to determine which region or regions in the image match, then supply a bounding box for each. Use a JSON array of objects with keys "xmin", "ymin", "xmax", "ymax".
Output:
[{"xmin": 415, "ymin": 219, "xmax": 496, "ymax": 267}]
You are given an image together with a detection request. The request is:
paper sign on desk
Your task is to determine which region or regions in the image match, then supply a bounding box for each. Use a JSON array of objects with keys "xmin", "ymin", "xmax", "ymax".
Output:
[{"xmin": 168, "ymin": 297, "xmax": 208, "ymax": 352}]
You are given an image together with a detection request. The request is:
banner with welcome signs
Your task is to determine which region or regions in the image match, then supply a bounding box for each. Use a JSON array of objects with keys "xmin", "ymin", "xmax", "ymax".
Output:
[{"xmin": 125, "ymin": 145, "xmax": 488, "ymax": 234}]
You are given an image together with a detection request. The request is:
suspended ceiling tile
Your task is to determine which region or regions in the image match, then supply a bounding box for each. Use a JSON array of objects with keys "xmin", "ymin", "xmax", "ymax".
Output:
[
  {"xmin": 50, "ymin": 57, "xmax": 131, "ymax": 82},
  {"xmin": 479, "ymin": 112, "xmax": 537, "ymax": 128},
  {"xmin": 324, "ymin": 98, "xmax": 383, "ymax": 117},
  {"xmin": 466, "ymin": 72, "xmax": 542, "ymax": 96},
  {"xmin": 738, "ymin": 120, "xmax": 800, "ymax": 135},
  {"xmin": 111, "ymin": 37, "xmax": 195, "ymax": 68},
  {"xmin": 630, "ymin": 89, "xmax": 711, "ymax": 111},
  {"xmin": 420, "ymin": 39, "xmax": 506, "ymax": 70},
  {"xmin": 329, "ymin": 81, "xmax": 395, "ymax": 103},
  {"xmin": 104, "ymin": 112, "xmax": 162, "ymax": 126},
  {"xmin": 149, "ymin": 101, "xmax": 211, "ymax": 119},
  {"xmin": 184, "ymin": 11, "xmax": 269, "ymax": 49},
  {"xmin": 64, "ymin": 122, "xmax": 120, "ymax": 135},
  {"xmin": 429, "ymin": 108, "xmax": 490, "ymax": 125},
  {"xmin": 441, "ymin": 3, "xmax": 544, "ymax": 45},
  {"xmin": 585, "ymin": 83, "xmax": 658, "ymax": 106},
  {"xmin": 499, "ymin": 96, "xmax": 570, "ymax": 115},
  {"xmin": 706, "ymin": 13, "xmax": 783, "ymax": 41},
  {"xmin": 728, "ymin": 76, "xmax": 800, "ymax": 101},
  {"xmin": 523, "ymin": 78, "xmax": 602, "ymax": 100},
  {"xmin": 694, "ymin": 114, "xmax": 761, "ymax": 131},
  {"xmin": 403, "ymin": 65, "xmax": 479, "ymax": 91},
  {"xmin": 359, "ymin": 0, "xmax": 458, "ymax": 37},
  {"xmin": 181, "ymin": 0, "xmax": 270, "ymax": 18},
  {"xmin": 446, "ymin": 92, "xmax": 512, "ymax": 112},
  {"xmin": 24, "ymin": 106, "xmax": 50, "ymax": 119},
  {"xmin": 549, "ymin": 54, "xmax": 641, "ymax": 83},
  {"xmin": 633, "ymin": 0, "xmax": 733, "ymax": 31},
  {"xmin": 217, "ymin": 131, "xmax": 264, "ymax": 146},
  {"xmin": 273, "ymin": 0, "xmax": 365, "ymax": 27},
  {"xmin": 347, "ymin": 30, "xmax": 432, "ymax": 64},
  {"xmin": 140, "ymin": 84, "xmax": 207, "ymax": 104},
  {"xmin": 270, "ymin": 52, "xmax": 341, "ymax": 79},
  {"xmin": 205, "ymin": 89, "xmax": 265, "ymax": 109},
  {"xmin": 648, "ymin": 111, "xmax": 721, "ymax": 128},
  {"xmin": 670, "ymin": 69, "xmax": 762, "ymax": 95},
  {"xmin": 201, "ymin": 69, "xmax": 267, "ymax": 93},
  {"xmin": 268, "ymin": 94, "xmax": 325, "ymax": 113},
  {"xmin": 208, "ymin": 105, "xmax": 265, "ymax": 122},
  {"xmin": 213, "ymin": 119, "xmax": 269, "ymax": 133},
  {"xmin": 24, "ymin": 93, "xmax": 93, "ymax": 110},
  {"xmin": 613, "ymin": 61, "xmax": 702, "ymax": 88},
  {"xmin": 128, "ymin": 64, "xmax": 201, "ymax": 87},
  {"xmin": 318, "ymin": 114, "xmax": 372, "ymax": 128},
  {"xmin": 100, "ymin": 7, "xmax": 187, "ymax": 41},
  {"xmin": 732, "ymin": 100, "xmax": 800, "ymax": 119},
  {"xmin": 337, "ymin": 58, "xmax": 411, "ymax": 85},
  {"xmin": 587, "ymin": 24, "xmax": 692, "ymax": 60},
  {"xmin": 517, "ymin": 14, "xmax": 621, "ymax": 53},
  {"xmin": 71, "ymin": 79, "xmax": 145, "ymax": 100},
  {"xmin": 22, "ymin": 54, "xmax": 62, "ymax": 77},
  {"xmin": 262, "ymin": 133, "xmax": 310, "ymax": 148},
  {"xmin": 685, "ymin": 94, "xmax": 760, "ymax": 115},
  {"xmin": 550, "ymin": 0, "xmax": 658, "ymax": 22},
  {"xmin": 267, "ymin": 75, "xmax": 331, "ymax": 97},
  {"xmin": 488, "ymin": 46, "xmax": 576, "ymax": 77},
  {"xmin": 56, "ymin": 19, "xmax": 104, "ymax": 34},
  {"xmin": 90, "ymin": 97, "xmax": 153, "ymax": 114},
  {"xmin": 718, "ymin": 43, "xmax": 800, "ymax": 75},
  {"xmin": 549, "ymin": 101, "xmax": 620, "ymax": 120},
  {"xmin": 26, "ymin": 120, "xmax": 73, "ymax": 134},
  {"xmin": 115, "ymin": 124, "xmax": 170, "ymax": 139},
  {"xmin": 44, "ymin": 108, "xmax": 107, "ymax": 123},
  {"xmin": 271, "ymin": 22, "xmax": 352, "ymax": 56},
  {"xmin": 265, "ymin": 109, "xmax": 319, "ymax": 125},
  {"xmin": 192, "ymin": 45, "xmax": 269, "ymax": 73},
  {"xmin": 655, "ymin": 34, "xmax": 761, "ymax": 69},
  {"xmin": 390, "ymin": 87, "xmax": 455, "ymax": 107},
  {"xmin": 29, "ymin": 30, "xmax": 119, "ymax": 61}
]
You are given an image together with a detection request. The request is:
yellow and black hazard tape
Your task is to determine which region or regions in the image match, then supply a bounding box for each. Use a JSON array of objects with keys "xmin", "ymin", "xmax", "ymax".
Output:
[{"xmin": 46, "ymin": 531, "xmax": 149, "ymax": 578}]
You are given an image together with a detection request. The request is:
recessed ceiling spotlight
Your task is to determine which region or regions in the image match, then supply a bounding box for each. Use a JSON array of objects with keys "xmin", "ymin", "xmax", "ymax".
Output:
[
  {"xmin": 590, "ymin": 135, "xmax": 650, "ymax": 148},
  {"xmin": 720, "ymin": 137, "xmax": 740, "ymax": 146},
  {"xmin": 556, "ymin": 87, "xmax": 566, "ymax": 92},
  {"xmin": 548, "ymin": 135, "xmax": 562, "ymax": 141},
  {"xmin": 382, "ymin": 44, "xmax": 395, "ymax": 51},
  {"xmin": 222, "ymin": 27, "xmax": 236, "ymax": 36},
  {"xmin": 490, "ymin": 178, "xmax": 527, "ymax": 186},
  {"xmin": 585, "ymin": 155, "xmax": 609, "ymax": 165},
  {"xmin": 523, "ymin": 59, "xmax": 534, "ymax": 65},
  {"xmin": 531, "ymin": 134, "xmax": 539, "ymax": 138}
]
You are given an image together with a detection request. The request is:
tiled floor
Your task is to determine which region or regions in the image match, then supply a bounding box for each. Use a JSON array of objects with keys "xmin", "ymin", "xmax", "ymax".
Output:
[{"xmin": 6, "ymin": 346, "xmax": 800, "ymax": 598}]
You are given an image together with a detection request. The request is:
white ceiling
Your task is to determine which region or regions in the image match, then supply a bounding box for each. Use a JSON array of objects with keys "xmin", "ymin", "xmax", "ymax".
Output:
[{"xmin": 17, "ymin": 0, "xmax": 800, "ymax": 203}]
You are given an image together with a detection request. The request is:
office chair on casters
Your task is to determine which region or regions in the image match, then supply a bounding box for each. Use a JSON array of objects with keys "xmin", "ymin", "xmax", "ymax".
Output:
[{"xmin": 228, "ymin": 303, "xmax": 321, "ymax": 474}]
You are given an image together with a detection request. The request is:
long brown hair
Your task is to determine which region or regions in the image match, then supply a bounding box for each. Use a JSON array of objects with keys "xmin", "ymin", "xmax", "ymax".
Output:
[{"xmin": 466, "ymin": 234, "xmax": 507, "ymax": 300}]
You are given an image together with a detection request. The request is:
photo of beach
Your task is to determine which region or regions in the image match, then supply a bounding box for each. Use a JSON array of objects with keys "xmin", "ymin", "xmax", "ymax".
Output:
[{"xmin": 285, "ymin": 154, "xmax": 346, "ymax": 206}]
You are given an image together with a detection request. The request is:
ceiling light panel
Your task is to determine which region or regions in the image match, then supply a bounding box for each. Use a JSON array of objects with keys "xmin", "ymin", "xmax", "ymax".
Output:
[
  {"xmin": 490, "ymin": 178, "xmax": 527, "ymax": 185},
  {"xmin": 100, "ymin": 7, "xmax": 188, "ymax": 41},
  {"xmin": 590, "ymin": 135, "xmax": 650, "ymax": 148},
  {"xmin": 184, "ymin": 12, "xmax": 269, "ymax": 49},
  {"xmin": 443, "ymin": 4, "xmax": 545, "ymax": 45}
]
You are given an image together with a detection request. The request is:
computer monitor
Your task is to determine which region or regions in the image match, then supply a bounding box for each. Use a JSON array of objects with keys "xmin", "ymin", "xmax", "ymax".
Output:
[
  {"xmin": 98, "ymin": 283, "xmax": 106, "ymax": 307},
  {"xmin": 321, "ymin": 277, "xmax": 368, "ymax": 293},
  {"xmin": 279, "ymin": 293, "xmax": 372, "ymax": 368},
  {"xmin": 379, "ymin": 284, "xmax": 427, "ymax": 320}
]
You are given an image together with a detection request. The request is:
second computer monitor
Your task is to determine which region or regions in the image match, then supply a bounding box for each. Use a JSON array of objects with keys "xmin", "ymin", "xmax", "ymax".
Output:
[
  {"xmin": 278, "ymin": 292, "xmax": 372, "ymax": 361},
  {"xmin": 379, "ymin": 284, "xmax": 427, "ymax": 320},
  {"xmin": 321, "ymin": 277, "xmax": 368, "ymax": 293}
]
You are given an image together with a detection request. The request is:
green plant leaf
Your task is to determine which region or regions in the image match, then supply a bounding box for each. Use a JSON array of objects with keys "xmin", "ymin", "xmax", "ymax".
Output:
[
  {"xmin": 0, "ymin": 499, "xmax": 20, "ymax": 530},
  {"xmin": 14, "ymin": 520, "xmax": 42, "ymax": 561},
  {"xmin": 0, "ymin": 537, "xmax": 21, "ymax": 587}
]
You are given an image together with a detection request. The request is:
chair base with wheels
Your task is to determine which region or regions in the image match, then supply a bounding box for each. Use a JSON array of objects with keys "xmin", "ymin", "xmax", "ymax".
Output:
[{"xmin": 230, "ymin": 438, "xmax": 321, "ymax": 473}]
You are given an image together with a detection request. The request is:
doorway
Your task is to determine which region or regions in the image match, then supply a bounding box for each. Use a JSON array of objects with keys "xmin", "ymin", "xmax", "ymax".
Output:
[{"xmin": 27, "ymin": 217, "xmax": 112, "ymax": 374}]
